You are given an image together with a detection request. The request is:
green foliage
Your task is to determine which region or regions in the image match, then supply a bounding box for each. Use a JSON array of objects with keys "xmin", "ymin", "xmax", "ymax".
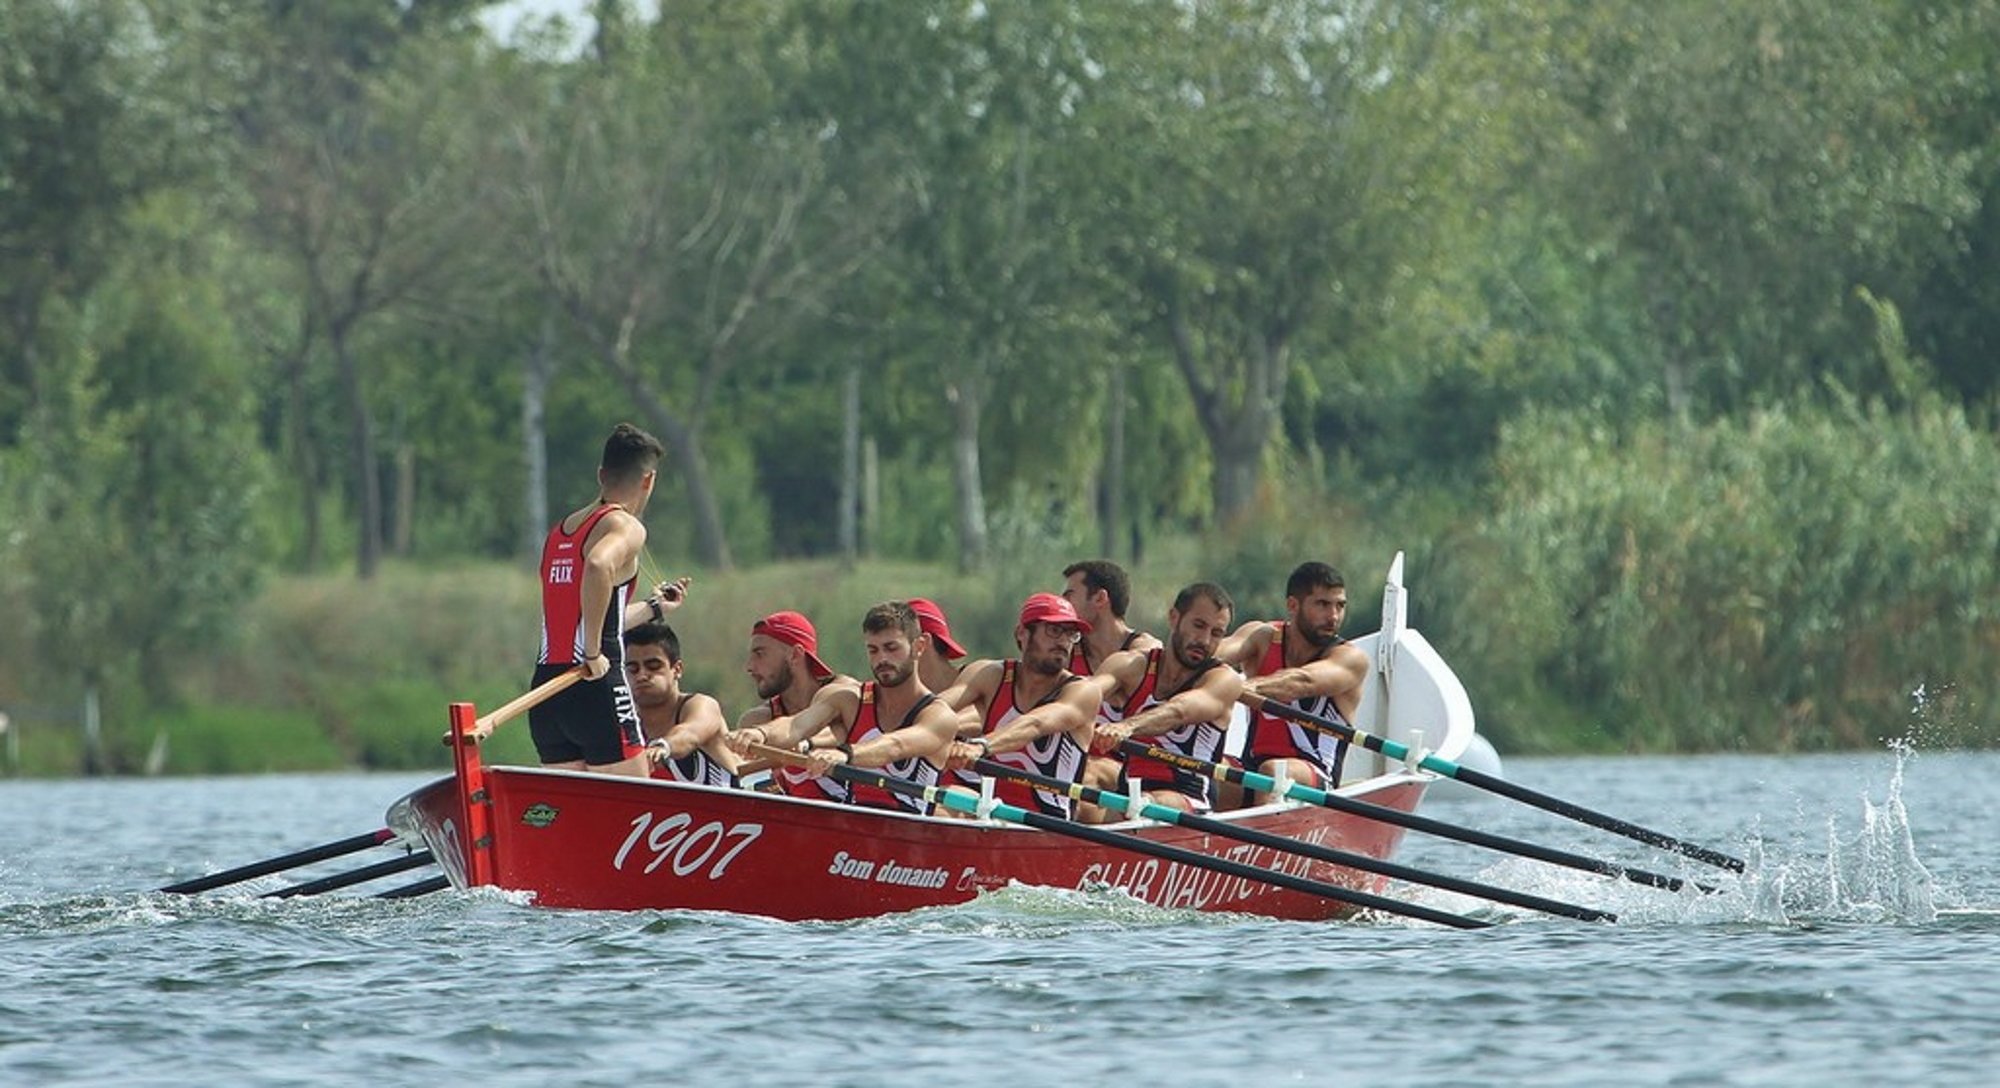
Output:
[
  {"xmin": 7, "ymin": 1, "xmax": 2000, "ymax": 768},
  {"xmin": 146, "ymin": 705, "xmax": 344, "ymax": 775},
  {"xmin": 1458, "ymin": 393, "xmax": 2000, "ymax": 752}
]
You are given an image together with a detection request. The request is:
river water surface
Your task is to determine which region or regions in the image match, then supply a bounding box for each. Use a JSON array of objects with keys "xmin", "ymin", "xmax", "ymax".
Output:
[{"xmin": 5, "ymin": 749, "xmax": 1996, "ymax": 1086}]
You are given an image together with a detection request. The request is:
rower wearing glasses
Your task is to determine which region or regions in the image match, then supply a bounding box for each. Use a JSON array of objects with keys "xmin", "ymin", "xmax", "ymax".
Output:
[
  {"xmin": 625, "ymin": 622, "xmax": 738, "ymax": 788},
  {"xmin": 934, "ymin": 593, "xmax": 1109, "ymax": 819}
]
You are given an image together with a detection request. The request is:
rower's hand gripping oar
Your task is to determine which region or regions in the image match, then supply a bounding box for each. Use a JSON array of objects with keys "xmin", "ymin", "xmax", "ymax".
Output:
[
  {"xmin": 1245, "ymin": 696, "xmax": 1747, "ymax": 873},
  {"xmin": 1116, "ymin": 739, "xmax": 1710, "ymax": 895},
  {"xmin": 744, "ymin": 743, "xmax": 1490, "ymax": 930},
  {"xmin": 972, "ymin": 757, "xmax": 1614, "ymax": 923}
]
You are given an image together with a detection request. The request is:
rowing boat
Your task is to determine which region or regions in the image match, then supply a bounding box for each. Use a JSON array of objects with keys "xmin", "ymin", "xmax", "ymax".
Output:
[{"xmin": 385, "ymin": 554, "xmax": 1476, "ymax": 921}]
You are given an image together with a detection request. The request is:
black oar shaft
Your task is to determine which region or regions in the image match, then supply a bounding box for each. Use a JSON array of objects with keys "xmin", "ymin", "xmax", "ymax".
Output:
[
  {"xmin": 1118, "ymin": 740, "xmax": 1701, "ymax": 894},
  {"xmin": 376, "ymin": 874, "xmax": 452, "ymax": 900},
  {"xmin": 161, "ymin": 829, "xmax": 396, "ymax": 894},
  {"xmin": 261, "ymin": 850, "xmax": 436, "ymax": 899},
  {"xmin": 1253, "ymin": 698, "xmax": 1747, "ymax": 873},
  {"xmin": 978, "ymin": 758, "xmax": 1612, "ymax": 923},
  {"xmin": 817, "ymin": 761, "xmax": 1489, "ymax": 930}
]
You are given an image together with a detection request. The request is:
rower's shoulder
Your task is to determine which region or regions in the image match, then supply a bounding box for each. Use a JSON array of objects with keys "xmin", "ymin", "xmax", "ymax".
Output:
[{"xmin": 1217, "ymin": 619, "xmax": 1277, "ymax": 665}]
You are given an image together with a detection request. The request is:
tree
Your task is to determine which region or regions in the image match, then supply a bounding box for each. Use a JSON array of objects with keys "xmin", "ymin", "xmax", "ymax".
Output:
[
  {"xmin": 1071, "ymin": 0, "xmax": 1467, "ymax": 524},
  {"xmin": 502, "ymin": 8, "xmax": 897, "ymax": 568},
  {"xmin": 0, "ymin": 0, "xmax": 159, "ymax": 440},
  {"xmin": 215, "ymin": 3, "xmax": 507, "ymax": 576},
  {"xmin": 1518, "ymin": 0, "xmax": 1977, "ymax": 416}
]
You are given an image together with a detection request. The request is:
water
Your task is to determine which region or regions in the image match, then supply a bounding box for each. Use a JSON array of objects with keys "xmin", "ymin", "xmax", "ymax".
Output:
[{"xmin": 5, "ymin": 750, "xmax": 1997, "ymax": 1086}]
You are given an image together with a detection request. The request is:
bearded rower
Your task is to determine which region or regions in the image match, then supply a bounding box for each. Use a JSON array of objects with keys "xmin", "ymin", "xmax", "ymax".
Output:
[
  {"xmin": 1219, "ymin": 561, "xmax": 1369, "ymax": 804},
  {"xmin": 1088, "ymin": 582, "xmax": 1244, "ymax": 816},
  {"xmin": 758, "ymin": 601, "xmax": 964, "ymax": 815},
  {"xmin": 936, "ymin": 593, "xmax": 1108, "ymax": 819},
  {"xmin": 730, "ymin": 611, "xmax": 859, "ymax": 800}
]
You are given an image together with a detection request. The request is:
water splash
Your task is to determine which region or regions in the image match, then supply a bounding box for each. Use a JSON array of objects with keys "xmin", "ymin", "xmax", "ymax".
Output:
[{"xmin": 1658, "ymin": 740, "xmax": 1939, "ymax": 926}]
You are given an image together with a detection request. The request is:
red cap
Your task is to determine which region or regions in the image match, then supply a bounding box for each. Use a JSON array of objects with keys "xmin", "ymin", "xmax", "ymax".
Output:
[
  {"xmin": 751, "ymin": 611, "xmax": 833, "ymax": 680},
  {"xmin": 1017, "ymin": 592, "xmax": 1091, "ymax": 633},
  {"xmin": 908, "ymin": 598, "xmax": 967, "ymax": 659}
]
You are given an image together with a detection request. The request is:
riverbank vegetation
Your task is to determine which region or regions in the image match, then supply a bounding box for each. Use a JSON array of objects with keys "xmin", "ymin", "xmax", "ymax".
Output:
[{"xmin": 2, "ymin": 1, "xmax": 1996, "ymax": 774}]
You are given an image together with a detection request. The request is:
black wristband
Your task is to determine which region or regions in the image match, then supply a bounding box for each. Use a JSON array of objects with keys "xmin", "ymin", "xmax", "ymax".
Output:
[{"xmin": 648, "ymin": 598, "xmax": 664, "ymax": 622}]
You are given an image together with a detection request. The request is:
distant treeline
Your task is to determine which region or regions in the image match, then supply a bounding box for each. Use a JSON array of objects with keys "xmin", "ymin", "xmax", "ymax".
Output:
[{"xmin": 1, "ymin": 0, "xmax": 1996, "ymax": 771}]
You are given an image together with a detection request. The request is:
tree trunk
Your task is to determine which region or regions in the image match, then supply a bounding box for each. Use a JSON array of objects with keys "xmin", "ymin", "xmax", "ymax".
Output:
[
  {"xmin": 392, "ymin": 442, "xmax": 415, "ymax": 557},
  {"xmin": 1100, "ymin": 356, "xmax": 1126, "ymax": 559},
  {"xmin": 595, "ymin": 344, "xmax": 733, "ymax": 568},
  {"xmin": 656, "ymin": 417, "xmax": 733, "ymax": 570},
  {"xmin": 838, "ymin": 367, "xmax": 859, "ymax": 566},
  {"xmin": 522, "ymin": 310, "xmax": 553, "ymax": 560},
  {"xmin": 947, "ymin": 379, "xmax": 987, "ymax": 573},
  {"xmin": 284, "ymin": 345, "xmax": 322, "ymax": 571},
  {"xmin": 332, "ymin": 331, "xmax": 383, "ymax": 578},
  {"xmin": 861, "ymin": 436, "xmax": 879, "ymax": 560},
  {"xmin": 1209, "ymin": 426, "xmax": 1267, "ymax": 526}
]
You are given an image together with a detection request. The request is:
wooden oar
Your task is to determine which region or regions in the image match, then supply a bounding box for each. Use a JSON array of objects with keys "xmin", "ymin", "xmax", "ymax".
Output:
[
  {"xmin": 444, "ymin": 666, "xmax": 587, "ymax": 746},
  {"xmin": 1118, "ymin": 739, "xmax": 1708, "ymax": 894},
  {"xmin": 1246, "ymin": 696, "xmax": 1747, "ymax": 873},
  {"xmin": 745, "ymin": 743, "xmax": 1489, "ymax": 929},
  {"xmin": 160, "ymin": 828, "xmax": 396, "ymax": 894},
  {"xmin": 974, "ymin": 757, "xmax": 1614, "ymax": 923}
]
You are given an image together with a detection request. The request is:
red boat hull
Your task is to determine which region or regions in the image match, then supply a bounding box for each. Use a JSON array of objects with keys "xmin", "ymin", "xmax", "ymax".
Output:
[{"xmin": 389, "ymin": 768, "xmax": 1427, "ymax": 921}]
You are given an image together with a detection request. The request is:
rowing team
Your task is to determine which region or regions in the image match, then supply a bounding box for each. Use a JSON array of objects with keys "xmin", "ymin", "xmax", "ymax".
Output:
[{"xmin": 604, "ymin": 559, "xmax": 1366, "ymax": 823}]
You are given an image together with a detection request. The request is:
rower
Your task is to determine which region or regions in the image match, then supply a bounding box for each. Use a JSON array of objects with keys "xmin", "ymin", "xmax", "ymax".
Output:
[
  {"xmin": 935, "ymin": 593, "xmax": 1108, "ymax": 819},
  {"xmin": 1088, "ymin": 582, "xmax": 1244, "ymax": 816},
  {"xmin": 1218, "ymin": 561, "xmax": 1369, "ymax": 804},
  {"xmin": 1061, "ymin": 559, "xmax": 1161, "ymax": 675},
  {"xmin": 769, "ymin": 602, "xmax": 962, "ymax": 815},
  {"xmin": 729, "ymin": 611, "xmax": 859, "ymax": 800},
  {"xmin": 1060, "ymin": 559, "xmax": 1164, "ymax": 812},
  {"xmin": 625, "ymin": 622, "xmax": 738, "ymax": 788}
]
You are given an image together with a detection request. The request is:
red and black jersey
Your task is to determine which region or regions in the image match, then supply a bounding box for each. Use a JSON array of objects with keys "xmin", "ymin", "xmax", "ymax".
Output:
[
  {"xmin": 843, "ymin": 683, "xmax": 942, "ymax": 814},
  {"xmin": 1116, "ymin": 651, "xmax": 1228, "ymax": 808},
  {"xmin": 536, "ymin": 504, "xmax": 632, "ymax": 666},
  {"xmin": 647, "ymin": 695, "xmax": 735, "ymax": 788},
  {"xmin": 769, "ymin": 694, "xmax": 851, "ymax": 804},
  {"xmin": 951, "ymin": 660, "xmax": 1087, "ymax": 819},
  {"xmin": 1244, "ymin": 622, "xmax": 1350, "ymax": 785}
]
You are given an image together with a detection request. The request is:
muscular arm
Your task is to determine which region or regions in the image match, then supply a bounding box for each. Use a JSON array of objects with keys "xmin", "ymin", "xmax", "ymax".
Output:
[
  {"xmin": 984, "ymin": 680, "xmax": 1102, "ymax": 757},
  {"xmin": 751, "ymin": 688, "xmax": 858, "ymax": 751},
  {"xmin": 1213, "ymin": 620, "xmax": 1276, "ymax": 670},
  {"xmin": 1241, "ymin": 642, "xmax": 1369, "ymax": 711},
  {"xmin": 1115, "ymin": 666, "xmax": 1244, "ymax": 740},
  {"xmin": 621, "ymin": 576, "xmax": 692, "ymax": 632},
  {"xmin": 580, "ymin": 511, "xmax": 646, "ymax": 663},
  {"xmin": 935, "ymin": 660, "xmax": 1002, "ymax": 714},
  {"xmin": 850, "ymin": 700, "xmax": 959, "ymax": 768},
  {"xmin": 657, "ymin": 693, "xmax": 725, "ymax": 760},
  {"xmin": 1091, "ymin": 649, "xmax": 1147, "ymax": 710}
]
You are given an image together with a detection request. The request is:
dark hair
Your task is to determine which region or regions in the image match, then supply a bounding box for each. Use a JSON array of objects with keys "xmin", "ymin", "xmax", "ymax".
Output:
[
  {"xmin": 1063, "ymin": 559, "xmax": 1132, "ymax": 618},
  {"xmin": 862, "ymin": 601, "xmax": 922, "ymax": 642},
  {"xmin": 1172, "ymin": 581, "xmax": 1234, "ymax": 616},
  {"xmin": 1285, "ymin": 561, "xmax": 1345, "ymax": 600},
  {"xmin": 625, "ymin": 621, "xmax": 682, "ymax": 663},
  {"xmin": 601, "ymin": 422, "xmax": 665, "ymax": 486}
]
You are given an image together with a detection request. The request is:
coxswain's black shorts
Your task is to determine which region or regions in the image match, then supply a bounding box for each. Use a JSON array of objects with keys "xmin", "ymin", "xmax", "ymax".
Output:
[{"xmin": 526, "ymin": 661, "xmax": 644, "ymax": 765}]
